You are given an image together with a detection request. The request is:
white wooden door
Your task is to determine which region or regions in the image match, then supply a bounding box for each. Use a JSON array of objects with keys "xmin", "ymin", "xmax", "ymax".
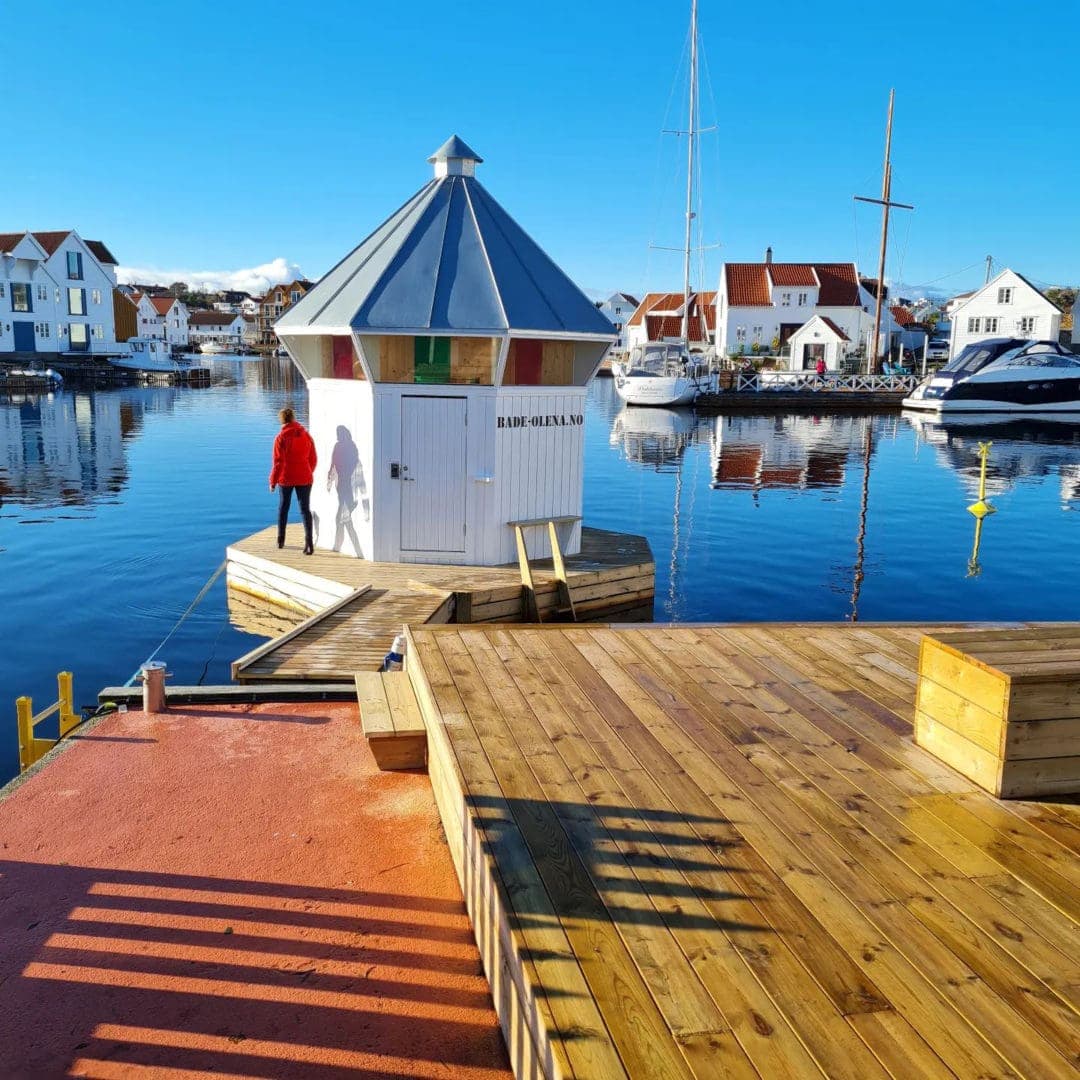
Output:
[{"xmin": 400, "ymin": 396, "xmax": 467, "ymax": 552}]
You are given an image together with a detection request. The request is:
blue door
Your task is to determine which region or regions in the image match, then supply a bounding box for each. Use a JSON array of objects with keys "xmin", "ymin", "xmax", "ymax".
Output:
[{"xmin": 13, "ymin": 321, "xmax": 35, "ymax": 351}]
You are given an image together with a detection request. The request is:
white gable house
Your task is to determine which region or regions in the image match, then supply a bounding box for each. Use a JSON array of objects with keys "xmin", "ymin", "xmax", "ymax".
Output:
[
  {"xmin": 948, "ymin": 269, "xmax": 1062, "ymax": 359},
  {"xmin": 717, "ymin": 259, "xmax": 899, "ymax": 364},
  {"xmin": 0, "ymin": 232, "xmax": 59, "ymax": 357},
  {"xmin": 595, "ymin": 292, "xmax": 639, "ymax": 353},
  {"xmin": 189, "ymin": 310, "xmax": 244, "ymax": 348}
]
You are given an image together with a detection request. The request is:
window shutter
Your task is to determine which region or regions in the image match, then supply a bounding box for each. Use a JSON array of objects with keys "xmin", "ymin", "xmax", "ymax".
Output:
[{"xmin": 82, "ymin": 288, "xmax": 87, "ymax": 314}]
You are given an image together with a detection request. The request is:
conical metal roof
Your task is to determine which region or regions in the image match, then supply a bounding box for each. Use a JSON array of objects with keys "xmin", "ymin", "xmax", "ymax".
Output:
[
  {"xmin": 278, "ymin": 143, "xmax": 613, "ymax": 337},
  {"xmin": 427, "ymin": 134, "xmax": 483, "ymax": 163}
]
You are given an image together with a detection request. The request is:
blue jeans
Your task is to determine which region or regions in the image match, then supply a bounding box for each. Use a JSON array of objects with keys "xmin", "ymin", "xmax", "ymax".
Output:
[{"xmin": 277, "ymin": 484, "xmax": 313, "ymax": 548}]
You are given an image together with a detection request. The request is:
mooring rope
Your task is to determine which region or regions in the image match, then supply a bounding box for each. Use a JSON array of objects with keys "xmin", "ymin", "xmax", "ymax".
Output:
[{"xmin": 123, "ymin": 560, "xmax": 227, "ymax": 686}]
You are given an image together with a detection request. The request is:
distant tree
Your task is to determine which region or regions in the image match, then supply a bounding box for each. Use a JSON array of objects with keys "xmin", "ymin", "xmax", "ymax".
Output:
[
  {"xmin": 169, "ymin": 281, "xmax": 189, "ymax": 295},
  {"xmin": 1045, "ymin": 286, "xmax": 1077, "ymax": 314},
  {"xmin": 924, "ymin": 312, "xmax": 941, "ymax": 332}
]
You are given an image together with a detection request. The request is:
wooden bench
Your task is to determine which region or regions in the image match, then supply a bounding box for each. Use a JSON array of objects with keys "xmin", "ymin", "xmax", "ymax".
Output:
[
  {"xmin": 355, "ymin": 671, "xmax": 427, "ymax": 771},
  {"xmin": 916, "ymin": 629, "xmax": 1080, "ymax": 798}
]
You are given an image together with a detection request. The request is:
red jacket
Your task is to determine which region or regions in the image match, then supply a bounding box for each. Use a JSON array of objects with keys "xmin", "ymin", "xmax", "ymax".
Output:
[{"xmin": 270, "ymin": 421, "xmax": 317, "ymax": 487}]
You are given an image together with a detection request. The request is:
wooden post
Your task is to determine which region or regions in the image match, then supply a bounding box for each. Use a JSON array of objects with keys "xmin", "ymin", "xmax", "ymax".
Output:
[{"xmin": 16, "ymin": 697, "xmax": 33, "ymax": 773}]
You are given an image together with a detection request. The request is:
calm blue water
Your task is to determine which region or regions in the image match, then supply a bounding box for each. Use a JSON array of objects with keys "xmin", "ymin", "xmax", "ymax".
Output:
[{"xmin": 2, "ymin": 361, "xmax": 1079, "ymax": 782}]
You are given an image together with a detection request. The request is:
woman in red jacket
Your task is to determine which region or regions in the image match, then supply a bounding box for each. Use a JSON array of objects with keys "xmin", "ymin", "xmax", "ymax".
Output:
[{"xmin": 269, "ymin": 407, "xmax": 318, "ymax": 554}]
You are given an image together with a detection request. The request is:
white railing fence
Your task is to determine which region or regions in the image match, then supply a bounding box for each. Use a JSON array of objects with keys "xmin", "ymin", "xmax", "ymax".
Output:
[{"xmin": 733, "ymin": 372, "xmax": 918, "ymax": 393}]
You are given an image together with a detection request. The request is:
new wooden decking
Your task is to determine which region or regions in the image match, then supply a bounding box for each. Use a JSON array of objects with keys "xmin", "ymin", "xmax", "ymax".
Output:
[
  {"xmin": 225, "ymin": 524, "xmax": 654, "ymax": 681},
  {"xmin": 407, "ymin": 623, "xmax": 1080, "ymax": 1080}
]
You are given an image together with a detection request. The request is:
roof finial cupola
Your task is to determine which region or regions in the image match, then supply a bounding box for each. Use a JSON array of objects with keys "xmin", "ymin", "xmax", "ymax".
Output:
[{"xmin": 428, "ymin": 134, "xmax": 483, "ymax": 178}]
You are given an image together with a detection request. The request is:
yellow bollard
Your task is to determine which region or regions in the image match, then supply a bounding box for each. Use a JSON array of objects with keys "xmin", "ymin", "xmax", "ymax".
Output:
[
  {"xmin": 967, "ymin": 441, "xmax": 996, "ymax": 519},
  {"xmin": 16, "ymin": 696, "xmax": 33, "ymax": 772},
  {"xmin": 57, "ymin": 671, "xmax": 79, "ymax": 736}
]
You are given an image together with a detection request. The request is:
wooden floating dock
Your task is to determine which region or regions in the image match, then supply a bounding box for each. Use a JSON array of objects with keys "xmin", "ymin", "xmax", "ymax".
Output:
[
  {"xmin": 402, "ymin": 622, "xmax": 1080, "ymax": 1080},
  {"xmin": 695, "ymin": 390, "xmax": 908, "ymax": 412},
  {"xmin": 226, "ymin": 524, "xmax": 655, "ymax": 682}
]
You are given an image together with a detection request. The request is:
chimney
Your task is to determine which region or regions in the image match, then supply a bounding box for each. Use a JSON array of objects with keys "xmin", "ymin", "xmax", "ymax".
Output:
[{"xmin": 765, "ymin": 246, "xmax": 773, "ymax": 264}]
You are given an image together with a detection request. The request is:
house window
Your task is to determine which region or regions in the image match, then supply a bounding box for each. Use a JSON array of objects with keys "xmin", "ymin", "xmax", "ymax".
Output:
[
  {"xmin": 781, "ymin": 293, "xmax": 791, "ymax": 306},
  {"xmin": 91, "ymin": 288, "xmax": 101, "ymax": 305},
  {"xmin": 984, "ymin": 317, "xmax": 999, "ymax": 333},
  {"xmin": 797, "ymin": 292, "xmax": 808, "ymax": 306},
  {"xmin": 11, "ymin": 283, "xmax": 31, "ymax": 312},
  {"xmin": 69, "ymin": 323, "xmax": 89, "ymax": 350},
  {"xmin": 37, "ymin": 284, "xmax": 47, "ymax": 301},
  {"xmin": 55, "ymin": 287, "xmax": 60, "ymax": 303},
  {"xmin": 752, "ymin": 325, "xmax": 763, "ymax": 338},
  {"xmin": 1018, "ymin": 316, "xmax": 1036, "ymax": 334},
  {"xmin": 997, "ymin": 287, "xmax": 1013, "ymax": 304},
  {"xmin": 0, "ymin": 284, "xmax": 5, "ymax": 298},
  {"xmin": 967, "ymin": 317, "xmax": 981, "ymax": 333},
  {"xmin": 67, "ymin": 251, "xmax": 83, "ymax": 279},
  {"xmin": 68, "ymin": 288, "xmax": 86, "ymax": 315},
  {"xmin": 93, "ymin": 324, "xmax": 104, "ymax": 339},
  {"xmin": 290, "ymin": 290, "xmax": 300, "ymax": 303},
  {"xmin": 735, "ymin": 326, "xmax": 747, "ymax": 342}
]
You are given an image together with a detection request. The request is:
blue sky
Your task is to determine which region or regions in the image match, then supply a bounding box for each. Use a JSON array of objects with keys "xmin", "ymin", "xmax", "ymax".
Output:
[{"xmin": 7, "ymin": 1, "xmax": 1077, "ymax": 299}]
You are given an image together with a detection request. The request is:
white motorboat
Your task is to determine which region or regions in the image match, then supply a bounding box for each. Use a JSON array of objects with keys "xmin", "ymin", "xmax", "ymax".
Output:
[
  {"xmin": 199, "ymin": 340, "xmax": 231, "ymax": 355},
  {"xmin": 615, "ymin": 0, "xmax": 717, "ymax": 407},
  {"xmin": 904, "ymin": 338, "xmax": 1080, "ymax": 413},
  {"xmin": 109, "ymin": 337, "xmax": 180, "ymax": 373}
]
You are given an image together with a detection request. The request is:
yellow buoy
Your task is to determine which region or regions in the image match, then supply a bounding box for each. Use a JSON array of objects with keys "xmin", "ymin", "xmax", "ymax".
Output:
[{"xmin": 967, "ymin": 441, "xmax": 996, "ymax": 518}]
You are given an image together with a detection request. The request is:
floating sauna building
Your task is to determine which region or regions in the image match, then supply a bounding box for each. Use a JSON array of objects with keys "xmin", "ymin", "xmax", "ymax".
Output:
[{"xmin": 276, "ymin": 136, "xmax": 615, "ymax": 565}]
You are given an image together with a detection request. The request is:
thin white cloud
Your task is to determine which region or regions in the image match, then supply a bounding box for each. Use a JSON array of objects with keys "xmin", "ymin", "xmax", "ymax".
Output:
[{"xmin": 116, "ymin": 257, "xmax": 306, "ymax": 295}]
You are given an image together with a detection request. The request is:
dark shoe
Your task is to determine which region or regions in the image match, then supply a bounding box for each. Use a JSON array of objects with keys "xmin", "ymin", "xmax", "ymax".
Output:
[
  {"xmin": 303, "ymin": 542, "xmax": 314, "ymax": 556},
  {"xmin": 277, "ymin": 536, "xmax": 285, "ymax": 549}
]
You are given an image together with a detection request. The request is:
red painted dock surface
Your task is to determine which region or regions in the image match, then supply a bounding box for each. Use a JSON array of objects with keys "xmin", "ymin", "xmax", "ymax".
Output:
[{"xmin": 0, "ymin": 702, "xmax": 511, "ymax": 1079}]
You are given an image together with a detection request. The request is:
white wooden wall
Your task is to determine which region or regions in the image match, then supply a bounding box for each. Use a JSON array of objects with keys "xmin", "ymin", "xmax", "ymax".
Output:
[{"xmin": 306, "ymin": 381, "xmax": 587, "ymax": 566}]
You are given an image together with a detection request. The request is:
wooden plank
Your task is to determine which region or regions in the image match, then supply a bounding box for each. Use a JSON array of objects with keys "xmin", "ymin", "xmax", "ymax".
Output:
[
  {"xmin": 1004, "ymin": 716, "xmax": 1080, "ymax": 760},
  {"xmin": 919, "ymin": 638, "xmax": 1009, "ymax": 717},
  {"xmin": 354, "ymin": 672, "xmax": 392, "ymax": 738},
  {"xmin": 914, "ymin": 712, "xmax": 1003, "ymax": 794},
  {"xmin": 382, "ymin": 671, "xmax": 425, "ymax": 735},
  {"xmin": 916, "ymin": 677, "xmax": 1005, "ymax": 755}
]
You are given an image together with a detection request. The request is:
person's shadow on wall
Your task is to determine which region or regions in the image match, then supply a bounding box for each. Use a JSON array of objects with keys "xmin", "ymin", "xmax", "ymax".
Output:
[{"xmin": 326, "ymin": 425, "xmax": 368, "ymax": 556}]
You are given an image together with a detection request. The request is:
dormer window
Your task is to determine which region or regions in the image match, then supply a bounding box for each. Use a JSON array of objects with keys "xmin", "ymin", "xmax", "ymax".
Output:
[
  {"xmin": 997, "ymin": 287, "xmax": 1013, "ymax": 304},
  {"xmin": 781, "ymin": 293, "xmax": 791, "ymax": 306},
  {"xmin": 797, "ymin": 292, "xmax": 808, "ymax": 306}
]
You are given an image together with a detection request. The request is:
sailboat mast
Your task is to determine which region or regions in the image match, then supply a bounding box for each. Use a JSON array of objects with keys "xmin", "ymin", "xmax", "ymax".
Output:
[
  {"xmin": 680, "ymin": 0, "xmax": 698, "ymax": 351},
  {"xmin": 869, "ymin": 89, "xmax": 895, "ymax": 373}
]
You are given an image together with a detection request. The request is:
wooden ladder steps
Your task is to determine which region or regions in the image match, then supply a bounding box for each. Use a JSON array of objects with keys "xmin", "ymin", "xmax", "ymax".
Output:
[{"xmin": 355, "ymin": 671, "xmax": 427, "ymax": 771}]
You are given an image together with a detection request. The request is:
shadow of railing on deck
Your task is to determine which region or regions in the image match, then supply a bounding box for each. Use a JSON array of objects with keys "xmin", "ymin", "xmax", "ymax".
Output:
[{"xmin": 0, "ymin": 861, "xmax": 511, "ymax": 1079}]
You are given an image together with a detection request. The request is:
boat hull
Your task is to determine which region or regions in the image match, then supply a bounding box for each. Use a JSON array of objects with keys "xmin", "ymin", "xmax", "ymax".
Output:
[{"xmin": 615, "ymin": 375, "xmax": 700, "ymax": 406}]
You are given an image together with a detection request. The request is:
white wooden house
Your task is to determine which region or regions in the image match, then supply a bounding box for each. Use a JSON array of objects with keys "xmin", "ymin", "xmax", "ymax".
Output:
[
  {"xmin": 787, "ymin": 316, "xmax": 850, "ymax": 371},
  {"xmin": 717, "ymin": 259, "xmax": 899, "ymax": 361},
  {"xmin": 1, "ymin": 229, "xmax": 120, "ymax": 357},
  {"xmin": 189, "ymin": 310, "xmax": 244, "ymax": 347},
  {"xmin": 131, "ymin": 293, "xmax": 161, "ymax": 337},
  {"xmin": 0, "ymin": 232, "xmax": 59, "ymax": 356},
  {"xmin": 150, "ymin": 295, "xmax": 190, "ymax": 347},
  {"xmin": 595, "ymin": 292, "xmax": 639, "ymax": 353},
  {"xmin": 276, "ymin": 135, "xmax": 615, "ymax": 566},
  {"xmin": 948, "ymin": 269, "xmax": 1062, "ymax": 359}
]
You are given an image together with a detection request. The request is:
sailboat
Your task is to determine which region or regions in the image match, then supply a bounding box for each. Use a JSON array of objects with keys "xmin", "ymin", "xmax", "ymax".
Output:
[{"xmin": 614, "ymin": 0, "xmax": 717, "ymax": 407}]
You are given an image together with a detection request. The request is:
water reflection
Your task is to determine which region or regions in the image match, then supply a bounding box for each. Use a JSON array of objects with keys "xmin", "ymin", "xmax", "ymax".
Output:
[
  {"xmin": 906, "ymin": 413, "xmax": 1080, "ymax": 499},
  {"xmin": 596, "ymin": 381, "xmax": 1080, "ymax": 622},
  {"xmin": 0, "ymin": 389, "xmax": 165, "ymax": 509}
]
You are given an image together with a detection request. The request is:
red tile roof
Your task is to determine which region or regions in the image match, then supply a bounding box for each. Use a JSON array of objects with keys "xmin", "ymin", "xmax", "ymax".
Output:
[
  {"xmin": 190, "ymin": 310, "xmax": 239, "ymax": 326},
  {"xmin": 814, "ymin": 264, "xmax": 860, "ymax": 306},
  {"xmin": 726, "ymin": 262, "xmax": 861, "ymax": 307},
  {"xmin": 767, "ymin": 265, "xmax": 817, "ymax": 287},
  {"xmin": 645, "ymin": 315, "xmax": 706, "ymax": 342},
  {"xmin": 725, "ymin": 264, "xmax": 772, "ymax": 306},
  {"xmin": 150, "ymin": 296, "xmax": 177, "ymax": 315},
  {"xmin": 86, "ymin": 239, "xmax": 118, "ymax": 264},
  {"xmin": 890, "ymin": 305, "xmax": 915, "ymax": 327},
  {"xmin": 818, "ymin": 316, "xmax": 850, "ymax": 341},
  {"xmin": 26, "ymin": 231, "xmax": 118, "ymax": 265},
  {"xmin": 0, "ymin": 232, "xmax": 27, "ymax": 253},
  {"xmin": 627, "ymin": 292, "xmax": 685, "ymax": 326}
]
